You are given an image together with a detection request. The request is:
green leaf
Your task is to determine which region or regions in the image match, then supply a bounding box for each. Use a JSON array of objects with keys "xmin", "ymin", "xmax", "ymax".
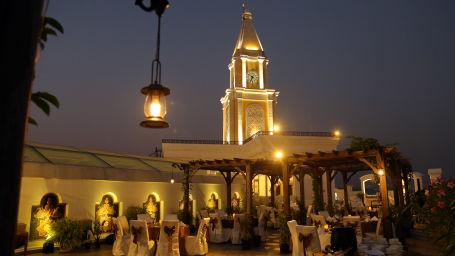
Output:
[
  {"xmin": 44, "ymin": 27, "xmax": 57, "ymax": 37},
  {"xmin": 28, "ymin": 117, "xmax": 38, "ymax": 126},
  {"xmin": 36, "ymin": 91, "xmax": 60, "ymax": 108},
  {"xmin": 31, "ymin": 93, "xmax": 51, "ymax": 116},
  {"xmin": 44, "ymin": 17, "xmax": 64, "ymax": 34}
]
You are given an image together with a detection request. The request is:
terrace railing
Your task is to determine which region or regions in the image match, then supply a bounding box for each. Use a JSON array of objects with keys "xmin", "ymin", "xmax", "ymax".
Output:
[{"xmin": 162, "ymin": 131, "xmax": 335, "ymax": 145}]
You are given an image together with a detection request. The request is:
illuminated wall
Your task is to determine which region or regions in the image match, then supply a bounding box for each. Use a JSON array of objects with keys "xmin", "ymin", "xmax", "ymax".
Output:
[{"xmin": 17, "ymin": 177, "xmax": 243, "ymax": 233}]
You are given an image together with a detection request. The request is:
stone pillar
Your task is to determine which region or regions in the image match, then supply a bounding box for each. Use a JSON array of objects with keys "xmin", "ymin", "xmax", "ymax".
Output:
[{"xmin": 342, "ymin": 172, "xmax": 350, "ymax": 210}]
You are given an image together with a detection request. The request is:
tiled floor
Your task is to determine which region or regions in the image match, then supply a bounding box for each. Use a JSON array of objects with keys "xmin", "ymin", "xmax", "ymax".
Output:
[
  {"xmin": 21, "ymin": 231, "xmax": 286, "ymax": 256},
  {"xmin": 18, "ymin": 227, "xmax": 440, "ymax": 256}
]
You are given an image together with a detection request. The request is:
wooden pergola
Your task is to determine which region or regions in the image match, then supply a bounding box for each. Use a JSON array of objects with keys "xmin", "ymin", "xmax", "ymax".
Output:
[{"xmin": 180, "ymin": 147, "xmax": 411, "ymax": 238}]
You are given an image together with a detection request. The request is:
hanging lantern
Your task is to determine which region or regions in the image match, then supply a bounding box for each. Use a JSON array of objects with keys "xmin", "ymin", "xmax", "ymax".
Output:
[{"xmin": 140, "ymin": 83, "xmax": 170, "ymax": 128}]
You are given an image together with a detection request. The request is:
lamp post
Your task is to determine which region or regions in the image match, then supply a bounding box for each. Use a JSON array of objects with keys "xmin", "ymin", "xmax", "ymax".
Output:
[{"xmin": 136, "ymin": 0, "xmax": 171, "ymax": 128}]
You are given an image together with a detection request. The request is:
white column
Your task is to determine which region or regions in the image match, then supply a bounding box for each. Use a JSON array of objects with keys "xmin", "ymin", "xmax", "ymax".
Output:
[
  {"xmin": 258, "ymin": 59, "xmax": 264, "ymax": 89},
  {"xmin": 241, "ymin": 57, "xmax": 247, "ymax": 88},
  {"xmin": 231, "ymin": 59, "xmax": 236, "ymax": 88},
  {"xmin": 237, "ymin": 99, "xmax": 243, "ymax": 143}
]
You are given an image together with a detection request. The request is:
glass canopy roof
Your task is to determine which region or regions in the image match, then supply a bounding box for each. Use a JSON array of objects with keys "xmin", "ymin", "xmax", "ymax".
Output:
[{"xmin": 24, "ymin": 143, "xmax": 180, "ymax": 172}]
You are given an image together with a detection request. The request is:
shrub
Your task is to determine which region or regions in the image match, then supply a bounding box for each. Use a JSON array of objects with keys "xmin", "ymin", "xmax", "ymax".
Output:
[
  {"xmin": 420, "ymin": 178, "xmax": 455, "ymax": 255},
  {"xmin": 124, "ymin": 205, "xmax": 146, "ymax": 221},
  {"xmin": 49, "ymin": 218, "xmax": 84, "ymax": 250},
  {"xmin": 278, "ymin": 213, "xmax": 290, "ymax": 245}
]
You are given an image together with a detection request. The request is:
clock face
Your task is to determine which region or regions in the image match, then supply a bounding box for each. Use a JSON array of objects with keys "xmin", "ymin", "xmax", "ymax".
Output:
[{"xmin": 246, "ymin": 70, "xmax": 259, "ymax": 84}]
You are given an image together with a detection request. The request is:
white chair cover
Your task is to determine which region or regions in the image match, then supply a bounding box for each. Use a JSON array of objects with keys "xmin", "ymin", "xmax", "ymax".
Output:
[
  {"xmin": 295, "ymin": 225, "xmax": 321, "ymax": 256},
  {"xmin": 312, "ymin": 215, "xmax": 327, "ymax": 227},
  {"xmin": 185, "ymin": 217, "xmax": 209, "ymax": 255},
  {"xmin": 156, "ymin": 220, "xmax": 179, "ymax": 256},
  {"xmin": 318, "ymin": 211, "xmax": 330, "ymax": 220},
  {"xmin": 137, "ymin": 214, "xmax": 153, "ymax": 223},
  {"xmin": 119, "ymin": 216, "xmax": 130, "ymax": 236},
  {"xmin": 306, "ymin": 205, "xmax": 313, "ymax": 218},
  {"xmin": 164, "ymin": 214, "xmax": 178, "ymax": 221},
  {"xmin": 215, "ymin": 209, "xmax": 227, "ymax": 218},
  {"xmin": 127, "ymin": 220, "xmax": 155, "ymax": 256},
  {"xmin": 231, "ymin": 214, "xmax": 243, "ymax": 244},
  {"xmin": 208, "ymin": 213, "xmax": 230, "ymax": 243},
  {"xmin": 113, "ymin": 217, "xmax": 131, "ymax": 256},
  {"xmin": 287, "ymin": 220, "xmax": 298, "ymax": 256},
  {"xmin": 266, "ymin": 207, "xmax": 278, "ymax": 229},
  {"xmin": 258, "ymin": 206, "xmax": 269, "ymax": 241},
  {"xmin": 343, "ymin": 216, "xmax": 361, "ymax": 227},
  {"xmin": 365, "ymin": 218, "xmax": 383, "ymax": 240}
]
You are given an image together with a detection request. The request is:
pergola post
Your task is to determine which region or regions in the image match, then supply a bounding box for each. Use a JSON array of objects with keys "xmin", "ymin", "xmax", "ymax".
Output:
[
  {"xmin": 225, "ymin": 171, "xmax": 232, "ymax": 214},
  {"xmin": 326, "ymin": 170, "xmax": 333, "ymax": 210},
  {"xmin": 342, "ymin": 171, "xmax": 350, "ymax": 210},
  {"xmin": 182, "ymin": 164, "xmax": 191, "ymax": 224},
  {"xmin": 282, "ymin": 160, "xmax": 290, "ymax": 216},
  {"xmin": 246, "ymin": 162, "xmax": 252, "ymax": 215},
  {"xmin": 269, "ymin": 176, "xmax": 277, "ymax": 207},
  {"xmin": 299, "ymin": 169, "xmax": 305, "ymax": 206},
  {"xmin": 377, "ymin": 151, "xmax": 393, "ymax": 238}
]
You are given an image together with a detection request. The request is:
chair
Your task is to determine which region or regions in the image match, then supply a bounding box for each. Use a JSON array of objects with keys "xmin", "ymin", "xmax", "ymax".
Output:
[
  {"xmin": 164, "ymin": 214, "xmax": 178, "ymax": 221},
  {"xmin": 208, "ymin": 213, "xmax": 230, "ymax": 243},
  {"xmin": 312, "ymin": 215, "xmax": 327, "ymax": 227},
  {"xmin": 156, "ymin": 220, "xmax": 179, "ymax": 256},
  {"xmin": 343, "ymin": 216, "xmax": 361, "ymax": 227},
  {"xmin": 231, "ymin": 214, "xmax": 243, "ymax": 244},
  {"xmin": 113, "ymin": 218, "xmax": 130, "ymax": 256},
  {"xmin": 295, "ymin": 225, "xmax": 321, "ymax": 256},
  {"xmin": 258, "ymin": 206, "xmax": 269, "ymax": 241},
  {"xmin": 287, "ymin": 220, "xmax": 298, "ymax": 256},
  {"xmin": 318, "ymin": 211, "xmax": 330, "ymax": 220},
  {"xmin": 215, "ymin": 209, "xmax": 227, "ymax": 217},
  {"xmin": 365, "ymin": 218, "xmax": 383, "ymax": 240},
  {"xmin": 266, "ymin": 207, "xmax": 278, "ymax": 228},
  {"xmin": 138, "ymin": 214, "xmax": 153, "ymax": 223},
  {"xmin": 185, "ymin": 217, "xmax": 210, "ymax": 255},
  {"xmin": 127, "ymin": 220, "xmax": 154, "ymax": 256}
]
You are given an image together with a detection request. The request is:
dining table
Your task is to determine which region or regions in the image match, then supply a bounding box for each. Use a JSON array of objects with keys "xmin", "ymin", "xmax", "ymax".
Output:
[{"xmin": 147, "ymin": 223, "xmax": 190, "ymax": 255}]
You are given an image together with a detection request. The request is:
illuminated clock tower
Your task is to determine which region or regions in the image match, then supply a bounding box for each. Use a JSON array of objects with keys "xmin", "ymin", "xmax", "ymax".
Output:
[{"xmin": 221, "ymin": 10, "xmax": 279, "ymax": 143}]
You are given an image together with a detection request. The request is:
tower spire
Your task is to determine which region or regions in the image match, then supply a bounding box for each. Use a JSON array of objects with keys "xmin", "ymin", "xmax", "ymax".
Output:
[{"xmin": 233, "ymin": 8, "xmax": 264, "ymax": 57}]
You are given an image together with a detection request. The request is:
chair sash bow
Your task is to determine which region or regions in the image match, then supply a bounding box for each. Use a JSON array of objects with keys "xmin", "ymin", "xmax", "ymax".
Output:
[
  {"xmin": 298, "ymin": 233, "xmax": 313, "ymax": 256},
  {"xmin": 164, "ymin": 225, "xmax": 176, "ymax": 253},
  {"xmin": 131, "ymin": 226, "xmax": 143, "ymax": 244},
  {"xmin": 209, "ymin": 217, "xmax": 218, "ymax": 231}
]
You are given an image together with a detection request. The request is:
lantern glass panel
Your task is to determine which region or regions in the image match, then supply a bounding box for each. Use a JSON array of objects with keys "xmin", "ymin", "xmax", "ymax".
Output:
[{"xmin": 144, "ymin": 89, "xmax": 167, "ymax": 118}]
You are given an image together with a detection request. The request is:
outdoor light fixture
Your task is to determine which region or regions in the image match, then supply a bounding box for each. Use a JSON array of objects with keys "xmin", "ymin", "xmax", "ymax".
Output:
[
  {"xmin": 275, "ymin": 151, "xmax": 283, "ymax": 158},
  {"xmin": 170, "ymin": 165, "xmax": 175, "ymax": 184},
  {"xmin": 136, "ymin": 0, "xmax": 171, "ymax": 128},
  {"xmin": 378, "ymin": 169, "xmax": 384, "ymax": 176},
  {"xmin": 334, "ymin": 130, "xmax": 341, "ymax": 136}
]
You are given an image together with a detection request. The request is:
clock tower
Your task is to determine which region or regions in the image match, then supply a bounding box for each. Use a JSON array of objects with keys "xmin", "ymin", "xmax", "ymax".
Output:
[{"xmin": 221, "ymin": 10, "xmax": 279, "ymax": 143}]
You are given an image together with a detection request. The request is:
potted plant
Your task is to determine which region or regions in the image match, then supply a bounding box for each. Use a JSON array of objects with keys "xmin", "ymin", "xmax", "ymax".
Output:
[
  {"xmin": 240, "ymin": 214, "xmax": 253, "ymax": 250},
  {"xmin": 92, "ymin": 221, "xmax": 102, "ymax": 248},
  {"xmin": 278, "ymin": 213, "xmax": 291, "ymax": 254},
  {"xmin": 49, "ymin": 218, "xmax": 84, "ymax": 253}
]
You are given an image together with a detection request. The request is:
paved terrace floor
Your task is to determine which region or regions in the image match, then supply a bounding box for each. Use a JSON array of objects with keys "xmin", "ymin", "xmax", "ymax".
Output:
[{"xmin": 19, "ymin": 228, "xmax": 439, "ymax": 256}]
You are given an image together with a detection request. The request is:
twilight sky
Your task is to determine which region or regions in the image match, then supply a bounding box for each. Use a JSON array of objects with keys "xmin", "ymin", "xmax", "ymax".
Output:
[{"xmin": 29, "ymin": 0, "xmax": 455, "ymax": 177}]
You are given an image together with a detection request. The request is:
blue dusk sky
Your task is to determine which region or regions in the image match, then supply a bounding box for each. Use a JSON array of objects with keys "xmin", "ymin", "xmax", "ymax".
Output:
[{"xmin": 29, "ymin": 0, "xmax": 455, "ymax": 177}]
